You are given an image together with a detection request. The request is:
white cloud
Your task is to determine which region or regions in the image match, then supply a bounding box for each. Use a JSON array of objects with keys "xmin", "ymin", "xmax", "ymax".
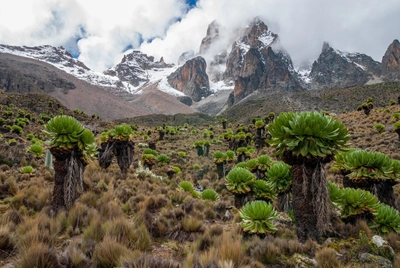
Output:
[{"xmin": 0, "ymin": 0, "xmax": 399, "ymax": 71}]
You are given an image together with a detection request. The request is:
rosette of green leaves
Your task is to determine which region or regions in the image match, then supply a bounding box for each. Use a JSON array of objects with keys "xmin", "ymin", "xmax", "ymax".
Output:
[
  {"xmin": 268, "ymin": 111, "xmax": 351, "ymax": 157},
  {"xmin": 78, "ymin": 129, "xmax": 97, "ymax": 161},
  {"xmin": 266, "ymin": 161, "xmax": 292, "ymax": 193},
  {"xmin": 371, "ymin": 204, "xmax": 400, "ymax": 234},
  {"xmin": 257, "ymin": 155, "xmax": 273, "ymax": 172},
  {"xmin": 27, "ymin": 144, "xmax": 44, "ymax": 157},
  {"xmin": 255, "ymin": 120, "xmax": 265, "ymax": 129},
  {"xmin": 339, "ymin": 188, "xmax": 380, "ymax": 219},
  {"xmin": 328, "ymin": 181, "xmax": 344, "ymax": 208},
  {"xmin": 43, "ymin": 115, "xmax": 85, "ymax": 149},
  {"xmin": 108, "ymin": 124, "xmax": 133, "ymax": 141},
  {"xmin": 246, "ymin": 159, "xmax": 258, "ymax": 171},
  {"xmin": 333, "ymin": 149, "xmax": 393, "ymax": 181},
  {"xmin": 239, "ymin": 200, "xmax": 278, "ymax": 234},
  {"xmin": 226, "ymin": 150, "xmax": 236, "ymax": 162},
  {"xmin": 213, "ymin": 151, "xmax": 227, "ymax": 164},
  {"xmin": 178, "ymin": 181, "xmax": 195, "ymax": 192},
  {"xmin": 253, "ymin": 180, "xmax": 277, "ymax": 201},
  {"xmin": 201, "ymin": 189, "xmax": 219, "ymax": 201},
  {"xmin": 143, "ymin": 148, "xmax": 159, "ymax": 156},
  {"xmin": 226, "ymin": 167, "xmax": 256, "ymax": 194},
  {"xmin": 157, "ymin": 154, "xmax": 169, "ymax": 165}
]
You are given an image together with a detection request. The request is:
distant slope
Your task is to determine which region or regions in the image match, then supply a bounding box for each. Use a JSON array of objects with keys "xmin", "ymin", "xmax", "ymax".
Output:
[
  {"xmin": 0, "ymin": 53, "xmax": 197, "ymax": 120},
  {"xmin": 221, "ymin": 82, "xmax": 400, "ymax": 123}
]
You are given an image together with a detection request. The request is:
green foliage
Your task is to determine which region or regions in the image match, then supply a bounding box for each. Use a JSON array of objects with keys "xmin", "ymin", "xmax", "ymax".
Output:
[
  {"xmin": 225, "ymin": 150, "xmax": 236, "ymax": 161},
  {"xmin": 328, "ymin": 182, "xmax": 380, "ymax": 219},
  {"xmin": 26, "ymin": 133, "xmax": 34, "ymax": 140},
  {"xmin": 246, "ymin": 159, "xmax": 258, "ymax": 171},
  {"xmin": 257, "ymin": 155, "xmax": 273, "ymax": 171},
  {"xmin": 266, "ymin": 161, "xmax": 292, "ymax": 193},
  {"xmin": 43, "ymin": 115, "xmax": 97, "ymax": 161},
  {"xmin": 10, "ymin": 125, "xmax": 23, "ymax": 135},
  {"xmin": 201, "ymin": 189, "xmax": 219, "ymax": 201},
  {"xmin": 142, "ymin": 149, "xmax": 159, "ymax": 156},
  {"xmin": 268, "ymin": 111, "xmax": 350, "ymax": 157},
  {"xmin": 394, "ymin": 121, "xmax": 400, "ymax": 131},
  {"xmin": 333, "ymin": 149, "xmax": 395, "ymax": 181},
  {"xmin": 157, "ymin": 154, "xmax": 169, "ymax": 165},
  {"xmin": 392, "ymin": 113, "xmax": 400, "ymax": 120},
  {"xmin": 108, "ymin": 124, "xmax": 133, "ymax": 141},
  {"xmin": 178, "ymin": 181, "xmax": 195, "ymax": 192},
  {"xmin": 213, "ymin": 151, "xmax": 226, "ymax": 163},
  {"xmin": 252, "ymin": 180, "xmax": 277, "ymax": 201},
  {"xmin": 239, "ymin": 200, "xmax": 278, "ymax": 234},
  {"xmin": 20, "ymin": 165, "xmax": 35, "ymax": 174},
  {"xmin": 371, "ymin": 204, "xmax": 400, "ymax": 234},
  {"xmin": 226, "ymin": 167, "xmax": 256, "ymax": 194},
  {"xmin": 373, "ymin": 123, "xmax": 385, "ymax": 133},
  {"xmin": 255, "ymin": 120, "xmax": 265, "ymax": 129},
  {"xmin": 173, "ymin": 166, "xmax": 181, "ymax": 174},
  {"xmin": 27, "ymin": 144, "xmax": 44, "ymax": 157},
  {"xmin": 43, "ymin": 115, "xmax": 85, "ymax": 149}
]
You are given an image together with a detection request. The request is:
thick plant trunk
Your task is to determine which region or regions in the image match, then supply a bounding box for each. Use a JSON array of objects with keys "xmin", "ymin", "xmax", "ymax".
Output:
[
  {"xmin": 98, "ymin": 142, "xmax": 115, "ymax": 169},
  {"xmin": 51, "ymin": 147, "xmax": 86, "ymax": 211},
  {"xmin": 196, "ymin": 146, "xmax": 204, "ymax": 156},
  {"xmin": 216, "ymin": 162, "xmax": 225, "ymax": 179},
  {"xmin": 203, "ymin": 145, "xmax": 210, "ymax": 156},
  {"xmin": 115, "ymin": 140, "xmax": 135, "ymax": 175},
  {"xmin": 277, "ymin": 191, "xmax": 292, "ymax": 213},
  {"xmin": 284, "ymin": 152, "xmax": 331, "ymax": 242},
  {"xmin": 343, "ymin": 176, "xmax": 397, "ymax": 209}
]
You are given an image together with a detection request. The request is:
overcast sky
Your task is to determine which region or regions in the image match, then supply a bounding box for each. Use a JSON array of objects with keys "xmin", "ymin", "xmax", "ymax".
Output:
[{"xmin": 0, "ymin": 0, "xmax": 399, "ymax": 72}]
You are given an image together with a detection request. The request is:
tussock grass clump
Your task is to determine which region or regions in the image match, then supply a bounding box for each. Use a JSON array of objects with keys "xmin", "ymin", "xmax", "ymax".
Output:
[
  {"xmin": 15, "ymin": 242, "xmax": 60, "ymax": 268},
  {"xmin": 92, "ymin": 236, "xmax": 131, "ymax": 268},
  {"xmin": 315, "ymin": 247, "xmax": 340, "ymax": 268},
  {"xmin": 0, "ymin": 224, "xmax": 16, "ymax": 257}
]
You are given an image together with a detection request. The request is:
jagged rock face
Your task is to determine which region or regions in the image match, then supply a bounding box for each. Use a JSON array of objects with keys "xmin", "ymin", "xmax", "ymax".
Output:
[
  {"xmin": 309, "ymin": 43, "xmax": 380, "ymax": 89},
  {"xmin": 382, "ymin": 39, "xmax": 400, "ymax": 80},
  {"xmin": 178, "ymin": 51, "xmax": 195, "ymax": 65},
  {"xmin": 199, "ymin": 20, "xmax": 221, "ymax": 55},
  {"xmin": 167, "ymin": 56, "xmax": 211, "ymax": 102},
  {"xmin": 104, "ymin": 51, "xmax": 173, "ymax": 87},
  {"xmin": 199, "ymin": 20, "xmax": 228, "ymax": 82},
  {"xmin": 224, "ymin": 18, "xmax": 302, "ymax": 103}
]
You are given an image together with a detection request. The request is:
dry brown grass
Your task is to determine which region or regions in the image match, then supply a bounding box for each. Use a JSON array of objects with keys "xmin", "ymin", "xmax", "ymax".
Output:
[{"xmin": 315, "ymin": 247, "xmax": 340, "ymax": 268}]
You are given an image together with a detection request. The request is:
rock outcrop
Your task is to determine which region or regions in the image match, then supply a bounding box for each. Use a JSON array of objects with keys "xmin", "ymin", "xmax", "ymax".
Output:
[
  {"xmin": 178, "ymin": 51, "xmax": 195, "ymax": 65},
  {"xmin": 309, "ymin": 42, "xmax": 381, "ymax": 89},
  {"xmin": 224, "ymin": 17, "xmax": 303, "ymax": 103},
  {"xmin": 104, "ymin": 51, "xmax": 173, "ymax": 87},
  {"xmin": 167, "ymin": 56, "xmax": 211, "ymax": 102},
  {"xmin": 381, "ymin": 39, "xmax": 400, "ymax": 81}
]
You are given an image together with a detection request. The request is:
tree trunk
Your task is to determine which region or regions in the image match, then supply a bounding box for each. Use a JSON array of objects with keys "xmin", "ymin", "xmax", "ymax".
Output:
[
  {"xmin": 50, "ymin": 146, "xmax": 86, "ymax": 211},
  {"xmin": 283, "ymin": 152, "xmax": 330, "ymax": 242},
  {"xmin": 115, "ymin": 140, "xmax": 135, "ymax": 175},
  {"xmin": 216, "ymin": 162, "xmax": 225, "ymax": 179},
  {"xmin": 203, "ymin": 145, "xmax": 210, "ymax": 156},
  {"xmin": 196, "ymin": 146, "xmax": 204, "ymax": 156},
  {"xmin": 98, "ymin": 142, "xmax": 115, "ymax": 169}
]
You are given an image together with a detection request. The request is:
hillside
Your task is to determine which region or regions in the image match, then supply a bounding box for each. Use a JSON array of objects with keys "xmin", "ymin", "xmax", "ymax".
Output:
[{"xmin": 0, "ymin": 91, "xmax": 400, "ymax": 267}]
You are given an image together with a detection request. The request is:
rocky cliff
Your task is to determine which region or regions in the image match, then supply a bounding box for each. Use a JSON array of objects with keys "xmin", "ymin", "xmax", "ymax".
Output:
[
  {"xmin": 309, "ymin": 42, "xmax": 381, "ymax": 89},
  {"xmin": 104, "ymin": 51, "xmax": 173, "ymax": 87},
  {"xmin": 224, "ymin": 18, "xmax": 303, "ymax": 103},
  {"xmin": 167, "ymin": 56, "xmax": 211, "ymax": 102},
  {"xmin": 381, "ymin": 39, "xmax": 400, "ymax": 81}
]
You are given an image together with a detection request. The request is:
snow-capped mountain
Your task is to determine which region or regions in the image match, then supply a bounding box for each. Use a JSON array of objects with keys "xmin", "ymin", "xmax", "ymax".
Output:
[
  {"xmin": 0, "ymin": 44, "xmax": 137, "ymax": 93},
  {"xmin": 1, "ymin": 17, "xmax": 400, "ymax": 118}
]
